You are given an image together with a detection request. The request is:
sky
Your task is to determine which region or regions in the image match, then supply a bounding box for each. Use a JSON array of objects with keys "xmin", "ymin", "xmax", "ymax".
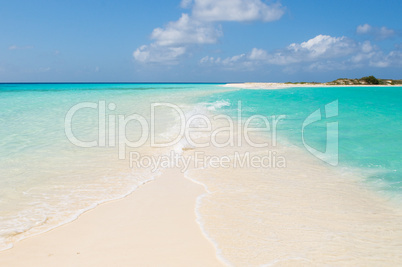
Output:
[{"xmin": 0, "ymin": 0, "xmax": 401, "ymax": 82}]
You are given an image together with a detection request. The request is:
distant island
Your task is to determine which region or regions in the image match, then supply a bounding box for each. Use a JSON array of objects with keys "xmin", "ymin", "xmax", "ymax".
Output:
[
  {"xmin": 223, "ymin": 76, "xmax": 402, "ymax": 90},
  {"xmin": 286, "ymin": 76, "xmax": 402, "ymax": 86}
]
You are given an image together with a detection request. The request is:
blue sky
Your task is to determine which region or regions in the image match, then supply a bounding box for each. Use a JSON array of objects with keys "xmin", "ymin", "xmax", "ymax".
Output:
[{"xmin": 1, "ymin": 0, "xmax": 401, "ymax": 82}]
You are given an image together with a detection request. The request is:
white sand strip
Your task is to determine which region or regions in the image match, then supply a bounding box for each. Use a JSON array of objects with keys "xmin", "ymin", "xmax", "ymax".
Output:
[
  {"xmin": 222, "ymin": 82, "xmax": 401, "ymax": 90},
  {"xmin": 0, "ymin": 168, "xmax": 224, "ymax": 267}
]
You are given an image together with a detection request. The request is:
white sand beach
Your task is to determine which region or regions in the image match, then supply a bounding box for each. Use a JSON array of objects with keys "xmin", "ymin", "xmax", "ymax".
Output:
[
  {"xmin": 2, "ymin": 0, "xmax": 401, "ymax": 263},
  {"xmin": 0, "ymin": 168, "xmax": 223, "ymax": 267},
  {"xmin": 222, "ymin": 82, "xmax": 401, "ymax": 90},
  {"xmin": 1, "ymin": 83, "xmax": 402, "ymax": 266}
]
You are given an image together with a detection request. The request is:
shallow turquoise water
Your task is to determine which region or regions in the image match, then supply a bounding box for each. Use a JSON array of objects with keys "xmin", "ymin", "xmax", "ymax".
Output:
[
  {"xmin": 0, "ymin": 83, "xmax": 222, "ymax": 250},
  {"xmin": 198, "ymin": 86, "xmax": 402, "ymax": 194},
  {"xmin": 0, "ymin": 83, "xmax": 401, "ymax": 251}
]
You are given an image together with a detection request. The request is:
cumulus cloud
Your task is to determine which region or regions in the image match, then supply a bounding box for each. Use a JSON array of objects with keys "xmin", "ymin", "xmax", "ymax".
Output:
[
  {"xmin": 284, "ymin": 35, "xmax": 357, "ymax": 61},
  {"xmin": 150, "ymin": 14, "xmax": 222, "ymax": 46},
  {"xmin": 356, "ymin": 24, "xmax": 396, "ymax": 40},
  {"xmin": 133, "ymin": 0, "xmax": 284, "ymax": 64},
  {"xmin": 192, "ymin": 0, "xmax": 284, "ymax": 22},
  {"xmin": 355, "ymin": 48, "xmax": 402, "ymax": 68},
  {"xmin": 385, "ymin": 50, "xmax": 402, "ymax": 66},
  {"xmin": 200, "ymin": 34, "xmax": 402, "ymax": 71},
  {"xmin": 200, "ymin": 54, "xmax": 251, "ymax": 69},
  {"xmin": 133, "ymin": 14, "xmax": 220, "ymax": 63},
  {"xmin": 133, "ymin": 45, "xmax": 187, "ymax": 64},
  {"xmin": 253, "ymin": 35, "xmax": 358, "ymax": 65},
  {"xmin": 249, "ymin": 48, "xmax": 269, "ymax": 60},
  {"xmin": 222, "ymin": 54, "xmax": 246, "ymax": 66},
  {"xmin": 356, "ymin": 24, "xmax": 372, "ymax": 34},
  {"xmin": 180, "ymin": 0, "xmax": 193, "ymax": 8}
]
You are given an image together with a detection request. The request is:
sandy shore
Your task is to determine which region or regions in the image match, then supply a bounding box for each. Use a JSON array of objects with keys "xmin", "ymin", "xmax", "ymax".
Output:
[
  {"xmin": 222, "ymin": 82, "xmax": 400, "ymax": 90},
  {"xmin": 2, "ymin": 83, "xmax": 402, "ymax": 266},
  {"xmin": 0, "ymin": 168, "xmax": 223, "ymax": 267}
]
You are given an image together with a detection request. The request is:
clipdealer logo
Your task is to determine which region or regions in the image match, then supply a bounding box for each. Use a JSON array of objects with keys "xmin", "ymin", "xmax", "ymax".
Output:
[
  {"xmin": 64, "ymin": 101, "xmax": 286, "ymax": 159},
  {"xmin": 302, "ymin": 100, "xmax": 339, "ymax": 166},
  {"xmin": 64, "ymin": 100, "xmax": 339, "ymax": 167}
]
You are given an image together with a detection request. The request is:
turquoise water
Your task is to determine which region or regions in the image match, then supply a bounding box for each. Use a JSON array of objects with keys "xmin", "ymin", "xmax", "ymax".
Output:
[
  {"xmin": 0, "ymin": 83, "xmax": 222, "ymax": 92},
  {"xmin": 0, "ymin": 83, "xmax": 223, "ymax": 250},
  {"xmin": 0, "ymin": 83, "xmax": 401, "ymax": 252},
  {"xmin": 198, "ymin": 86, "xmax": 402, "ymax": 194}
]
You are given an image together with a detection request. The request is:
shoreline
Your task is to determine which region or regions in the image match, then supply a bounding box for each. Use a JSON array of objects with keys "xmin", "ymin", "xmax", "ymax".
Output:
[
  {"xmin": 222, "ymin": 82, "xmax": 402, "ymax": 90},
  {"xmin": 1, "ymin": 83, "xmax": 401, "ymax": 265},
  {"xmin": 180, "ymin": 136, "xmax": 402, "ymax": 265},
  {"xmin": 0, "ymin": 168, "xmax": 224, "ymax": 267}
]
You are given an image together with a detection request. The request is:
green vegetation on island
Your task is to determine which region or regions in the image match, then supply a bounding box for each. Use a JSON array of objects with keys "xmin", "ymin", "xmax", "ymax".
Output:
[
  {"xmin": 326, "ymin": 76, "xmax": 402, "ymax": 85},
  {"xmin": 286, "ymin": 76, "xmax": 402, "ymax": 86}
]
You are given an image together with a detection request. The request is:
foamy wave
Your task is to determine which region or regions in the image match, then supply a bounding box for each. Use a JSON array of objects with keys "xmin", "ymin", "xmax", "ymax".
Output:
[
  {"xmin": 160, "ymin": 101, "xmax": 220, "ymax": 154},
  {"xmin": 207, "ymin": 100, "xmax": 231, "ymax": 111},
  {"xmin": 0, "ymin": 168, "xmax": 158, "ymax": 252}
]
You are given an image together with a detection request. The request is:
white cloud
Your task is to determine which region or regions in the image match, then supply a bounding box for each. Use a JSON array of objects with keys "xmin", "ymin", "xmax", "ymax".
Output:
[
  {"xmin": 200, "ymin": 54, "xmax": 252, "ymax": 70},
  {"xmin": 200, "ymin": 54, "xmax": 248, "ymax": 66},
  {"xmin": 201, "ymin": 35, "xmax": 359, "ymax": 68},
  {"xmin": 249, "ymin": 48, "xmax": 268, "ymax": 60},
  {"xmin": 151, "ymin": 14, "xmax": 222, "ymax": 46},
  {"xmin": 385, "ymin": 50, "xmax": 402, "ymax": 66},
  {"xmin": 378, "ymin": 27, "xmax": 395, "ymax": 39},
  {"xmin": 133, "ymin": 0, "xmax": 285, "ymax": 64},
  {"xmin": 192, "ymin": 0, "xmax": 284, "ymax": 22},
  {"xmin": 133, "ymin": 13, "xmax": 221, "ymax": 64},
  {"xmin": 365, "ymin": 50, "xmax": 402, "ymax": 68},
  {"xmin": 350, "ymin": 41, "xmax": 377, "ymax": 64},
  {"xmin": 348, "ymin": 41, "xmax": 402, "ymax": 68},
  {"xmin": 370, "ymin": 59, "xmax": 389, "ymax": 68},
  {"xmin": 361, "ymin": 40, "xmax": 374, "ymax": 53},
  {"xmin": 200, "ymin": 56, "xmax": 216, "ymax": 63},
  {"xmin": 246, "ymin": 35, "xmax": 357, "ymax": 66},
  {"xmin": 200, "ymin": 34, "xmax": 402, "ymax": 71},
  {"xmin": 180, "ymin": 0, "xmax": 193, "ymax": 8},
  {"xmin": 356, "ymin": 24, "xmax": 396, "ymax": 40},
  {"xmin": 285, "ymin": 35, "xmax": 357, "ymax": 60},
  {"xmin": 222, "ymin": 53, "xmax": 246, "ymax": 65},
  {"xmin": 133, "ymin": 44, "xmax": 187, "ymax": 64},
  {"xmin": 356, "ymin": 24, "xmax": 372, "ymax": 34}
]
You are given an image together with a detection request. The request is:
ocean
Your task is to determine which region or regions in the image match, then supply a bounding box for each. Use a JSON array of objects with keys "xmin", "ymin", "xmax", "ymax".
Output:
[
  {"xmin": 0, "ymin": 83, "xmax": 401, "ymax": 264},
  {"xmin": 197, "ymin": 86, "xmax": 402, "ymax": 194}
]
